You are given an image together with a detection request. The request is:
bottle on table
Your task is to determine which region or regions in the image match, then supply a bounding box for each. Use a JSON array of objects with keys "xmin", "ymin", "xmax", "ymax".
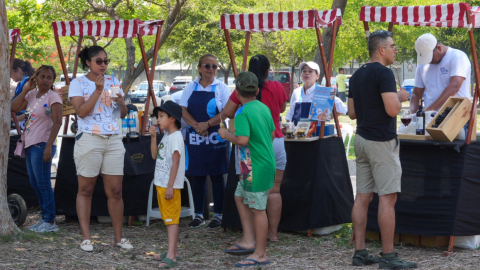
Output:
[
  {"xmin": 416, "ymin": 99, "xmax": 425, "ymax": 135},
  {"xmin": 128, "ymin": 110, "xmax": 139, "ymax": 137}
]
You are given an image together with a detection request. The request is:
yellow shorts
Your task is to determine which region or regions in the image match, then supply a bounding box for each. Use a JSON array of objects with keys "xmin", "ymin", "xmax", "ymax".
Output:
[{"xmin": 155, "ymin": 186, "xmax": 181, "ymax": 225}]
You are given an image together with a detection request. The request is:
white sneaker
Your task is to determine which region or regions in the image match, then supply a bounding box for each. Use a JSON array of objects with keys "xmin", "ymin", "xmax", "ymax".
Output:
[
  {"xmin": 116, "ymin": 238, "xmax": 133, "ymax": 250},
  {"xmin": 35, "ymin": 222, "xmax": 58, "ymax": 233},
  {"xmin": 80, "ymin": 240, "xmax": 94, "ymax": 252},
  {"xmin": 28, "ymin": 220, "xmax": 44, "ymax": 231}
]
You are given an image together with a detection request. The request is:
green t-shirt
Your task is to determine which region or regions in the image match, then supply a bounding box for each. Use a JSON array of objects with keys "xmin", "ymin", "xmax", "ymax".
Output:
[
  {"xmin": 235, "ymin": 100, "xmax": 276, "ymax": 192},
  {"xmin": 336, "ymin": 74, "xmax": 347, "ymax": 93}
]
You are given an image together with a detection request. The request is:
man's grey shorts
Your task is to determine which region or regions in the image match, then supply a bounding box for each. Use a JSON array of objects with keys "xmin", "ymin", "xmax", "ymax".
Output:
[{"xmin": 355, "ymin": 134, "xmax": 401, "ymax": 196}]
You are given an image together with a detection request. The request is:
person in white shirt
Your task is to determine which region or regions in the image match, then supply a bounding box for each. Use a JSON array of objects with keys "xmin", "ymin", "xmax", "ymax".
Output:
[
  {"xmin": 286, "ymin": 62, "xmax": 320, "ymax": 125},
  {"xmin": 286, "ymin": 61, "xmax": 348, "ymax": 123},
  {"xmin": 410, "ymin": 33, "xmax": 471, "ymax": 112},
  {"xmin": 149, "ymin": 101, "xmax": 185, "ymax": 268}
]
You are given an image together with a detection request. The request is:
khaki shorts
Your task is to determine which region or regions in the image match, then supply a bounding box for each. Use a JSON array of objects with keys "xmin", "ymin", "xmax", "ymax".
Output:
[
  {"xmin": 156, "ymin": 186, "xmax": 181, "ymax": 225},
  {"xmin": 355, "ymin": 134, "xmax": 401, "ymax": 196},
  {"xmin": 234, "ymin": 180, "xmax": 269, "ymax": 210},
  {"xmin": 73, "ymin": 132, "xmax": 125, "ymax": 177}
]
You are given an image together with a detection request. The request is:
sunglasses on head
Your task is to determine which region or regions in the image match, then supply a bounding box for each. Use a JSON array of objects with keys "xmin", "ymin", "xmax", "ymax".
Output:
[
  {"xmin": 94, "ymin": 59, "xmax": 111, "ymax": 65},
  {"xmin": 201, "ymin": 63, "xmax": 218, "ymax": 70}
]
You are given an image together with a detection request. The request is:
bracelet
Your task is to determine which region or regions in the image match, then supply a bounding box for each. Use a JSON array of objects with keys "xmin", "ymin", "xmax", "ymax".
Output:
[
  {"xmin": 207, "ymin": 121, "xmax": 210, "ymax": 127},
  {"xmin": 96, "ymin": 89, "xmax": 103, "ymax": 95}
]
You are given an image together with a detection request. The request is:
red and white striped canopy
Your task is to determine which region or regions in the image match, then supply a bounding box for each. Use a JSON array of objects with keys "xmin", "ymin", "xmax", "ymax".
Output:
[
  {"xmin": 9, "ymin": 29, "xmax": 21, "ymax": 43},
  {"xmin": 220, "ymin": 8, "xmax": 342, "ymax": 32},
  {"xmin": 52, "ymin": 19, "xmax": 164, "ymax": 38},
  {"xmin": 359, "ymin": 3, "xmax": 480, "ymax": 28}
]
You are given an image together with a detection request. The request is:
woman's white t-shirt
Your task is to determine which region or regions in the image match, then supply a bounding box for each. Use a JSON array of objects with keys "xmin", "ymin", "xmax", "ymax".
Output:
[
  {"xmin": 154, "ymin": 131, "xmax": 186, "ymax": 189},
  {"xmin": 68, "ymin": 75, "xmax": 123, "ymax": 135}
]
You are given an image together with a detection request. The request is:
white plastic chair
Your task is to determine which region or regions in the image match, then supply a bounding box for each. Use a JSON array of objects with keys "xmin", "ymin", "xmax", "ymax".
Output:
[
  {"xmin": 341, "ymin": 123, "xmax": 354, "ymax": 159},
  {"xmin": 146, "ymin": 177, "xmax": 195, "ymax": 226}
]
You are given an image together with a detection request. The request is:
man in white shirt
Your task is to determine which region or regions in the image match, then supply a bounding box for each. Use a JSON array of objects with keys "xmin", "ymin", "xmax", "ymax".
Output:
[{"xmin": 410, "ymin": 33, "xmax": 471, "ymax": 112}]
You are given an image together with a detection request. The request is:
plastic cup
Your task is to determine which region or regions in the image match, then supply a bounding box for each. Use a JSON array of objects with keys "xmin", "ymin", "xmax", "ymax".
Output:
[{"xmin": 111, "ymin": 86, "xmax": 121, "ymax": 97}]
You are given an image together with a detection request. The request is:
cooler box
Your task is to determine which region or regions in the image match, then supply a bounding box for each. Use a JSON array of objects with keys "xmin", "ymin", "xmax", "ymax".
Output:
[{"xmin": 316, "ymin": 123, "xmax": 335, "ymax": 137}]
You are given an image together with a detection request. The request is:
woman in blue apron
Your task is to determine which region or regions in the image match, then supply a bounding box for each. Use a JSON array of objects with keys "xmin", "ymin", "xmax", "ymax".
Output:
[
  {"xmin": 285, "ymin": 61, "xmax": 322, "ymax": 125},
  {"xmin": 179, "ymin": 54, "xmax": 230, "ymax": 229}
]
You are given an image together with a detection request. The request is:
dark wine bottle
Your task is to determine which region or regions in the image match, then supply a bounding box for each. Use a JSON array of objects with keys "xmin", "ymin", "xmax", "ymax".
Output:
[{"xmin": 416, "ymin": 99, "xmax": 425, "ymax": 135}]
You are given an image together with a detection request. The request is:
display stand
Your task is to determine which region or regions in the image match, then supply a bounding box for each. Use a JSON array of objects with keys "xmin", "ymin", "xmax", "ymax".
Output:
[
  {"xmin": 359, "ymin": 2, "xmax": 480, "ymax": 254},
  {"xmin": 220, "ymin": 9, "xmax": 348, "ymax": 236},
  {"xmin": 51, "ymin": 19, "xmax": 165, "ymax": 136},
  {"xmin": 220, "ymin": 9, "xmax": 344, "ymax": 138},
  {"xmin": 9, "ymin": 29, "xmax": 22, "ymax": 135}
]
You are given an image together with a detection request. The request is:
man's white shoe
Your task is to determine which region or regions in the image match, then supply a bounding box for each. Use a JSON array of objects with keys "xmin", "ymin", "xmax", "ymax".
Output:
[
  {"xmin": 116, "ymin": 238, "xmax": 133, "ymax": 250},
  {"xmin": 80, "ymin": 240, "xmax": 94, "ymax": 252}
]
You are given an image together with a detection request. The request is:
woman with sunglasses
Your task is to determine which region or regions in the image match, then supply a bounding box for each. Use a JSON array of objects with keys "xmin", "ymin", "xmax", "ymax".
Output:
[
  {"xmin": 222, "ymin": 55, "xmax": 288, "ymax": 242},
  {"xmin": 68, "ymin": 45, "xmax": 130, "ymax": 252},
  {"xmin": 11, "ymin": 65, "xmax": 63, "ymax": 233},
  {"xmin": 179, "ymin": 54, "xmax": 230, "ymax": 229}
]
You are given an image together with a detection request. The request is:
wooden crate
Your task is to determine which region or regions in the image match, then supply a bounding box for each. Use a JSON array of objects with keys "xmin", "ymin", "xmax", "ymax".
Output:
[
  {"xmin": 426, "ymin": 97, "xmax": 472, "ymax": 142},
  {"xmin": 61, "ymin": 85, "xmax": 76, "ymax": 116},
  {"xmin": 397, "ymin": 134, "xmax": 433, "ymax": 140}
]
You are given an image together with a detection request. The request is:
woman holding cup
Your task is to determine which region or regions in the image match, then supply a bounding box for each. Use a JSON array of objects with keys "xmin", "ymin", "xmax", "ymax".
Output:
[{"xmin": 68, "ymin": 45, "xmax": 130, "ymax": 252}]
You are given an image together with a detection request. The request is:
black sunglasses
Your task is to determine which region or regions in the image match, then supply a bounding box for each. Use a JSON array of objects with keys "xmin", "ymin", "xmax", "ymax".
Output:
[
  {"xmin": 94, "ymin": 59, "xmax": 111, "ymax": 65},
  {"xmin": 201, "ymin": 63, "xmax": 218, "ymax": 70}
]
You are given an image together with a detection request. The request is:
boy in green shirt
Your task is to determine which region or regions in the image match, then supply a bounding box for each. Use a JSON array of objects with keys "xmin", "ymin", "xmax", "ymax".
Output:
[
  {"xmin": 336, "ymin": 68, "xmax": 348, "ymax": 102},
  {"xmin": 219, "ymin": 71, "xmax": 276, "ymax": 267}
]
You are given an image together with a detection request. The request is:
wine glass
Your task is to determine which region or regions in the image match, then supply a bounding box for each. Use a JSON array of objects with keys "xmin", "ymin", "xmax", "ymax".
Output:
[{"xmin": 400, "ymin": 109, "xmax": 412, "ymax": 134}]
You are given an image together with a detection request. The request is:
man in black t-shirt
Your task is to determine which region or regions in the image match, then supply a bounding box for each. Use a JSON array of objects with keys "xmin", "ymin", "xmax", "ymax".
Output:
[{"xmin": 348, "ymin": 30, "xmax": 416, "ymax": 269}]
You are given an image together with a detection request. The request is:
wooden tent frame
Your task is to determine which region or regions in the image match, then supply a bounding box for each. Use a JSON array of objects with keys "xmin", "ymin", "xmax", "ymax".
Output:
[
  {"xmin": 51, "ymin": 19, "xmax": 165, "ymax": 136},
  {"xmin": 360, "ymin": 3, "xmax": 480, "ymax": 254},
  {"xmin": 220, "ymin": 9, "xmax": 343, "ymax": 138},
  {"xmin": 9, "ymin": 29, "xmax": 22, "ymax": 135}
]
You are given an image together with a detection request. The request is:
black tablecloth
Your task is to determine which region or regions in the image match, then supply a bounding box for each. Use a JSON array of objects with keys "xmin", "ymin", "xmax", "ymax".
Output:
[
  {"xmin": 7, "ymin": 135, "xmax": 38, "ymax": 207},
  {"xmin": 55, "ymin": 135, "xmax": 165, "ymax": 216},
  {"xmin": 367, "ymin": 140, "xmax": 480, "ymax": 236},
  {"xmin": 222, "ymin": 137, "xmax": 354, "ymax": 231}
]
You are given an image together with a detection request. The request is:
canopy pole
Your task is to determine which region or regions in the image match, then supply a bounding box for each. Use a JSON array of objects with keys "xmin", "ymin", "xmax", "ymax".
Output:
[
  {"xmin": 72, "ymin": 36, "xmax": 83, "ymax": 79},
  {"xmin": 327, "ymin": 19, "xmax": 342, "ymax": 138},
  {"xmin": 388, "ymin": 22, "xmax": 394, "ymax": 33},
  {"xmin": 465, "ymin": 9, "xmax": 479, "ymax": 144},
  {"xmin": 224, "ymin": 29, "xmax": 238, "ymax": 77},
  {"xmin": 10, "ymin": 34, "xmax": 22, "ymax": 135},
  {"xmin": 10, "ymin": 34, "xmax": 18, "ymax": 70},
  {"xmin": 241, "ymin": 32, "xmax": 251, "ymax": 72},
  {"xmin": 138, "ymin": 30, "xmax": 159, "ymax": 136},
  {"xmin": 142, "ymin": 24, "xmax": 163, "ymax": 135},
  {"xmin": 363, "ymin": 21, "xmax": 370, "ymax": 42},
  {"xmin": 55, "ymin": 36, "xmax": 72, "ymax": 135}
]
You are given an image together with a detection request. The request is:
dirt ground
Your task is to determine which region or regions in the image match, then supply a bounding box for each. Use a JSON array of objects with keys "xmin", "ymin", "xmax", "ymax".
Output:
[{"xmin": 1, "ymin": 209, "xmax": 480, "ymax": 270}]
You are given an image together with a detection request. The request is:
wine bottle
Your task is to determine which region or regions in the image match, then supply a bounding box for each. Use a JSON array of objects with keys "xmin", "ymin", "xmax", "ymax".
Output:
[{"xmin": 416, "ymin": 99, "xmax": 425, "ymax": 135}]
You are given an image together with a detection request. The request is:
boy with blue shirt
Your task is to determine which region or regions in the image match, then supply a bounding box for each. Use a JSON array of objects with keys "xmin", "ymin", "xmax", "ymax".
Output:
[{"xmin": 219, "ymin": 71, "xmax": 276, "ymax": 267}]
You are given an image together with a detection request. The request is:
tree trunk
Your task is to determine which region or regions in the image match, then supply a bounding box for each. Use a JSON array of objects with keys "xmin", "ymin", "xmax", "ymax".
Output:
[
  {"xmin": 0, "ymin": 0, "xmax": 19, "ymax": 236},
  {"xmin": 224, "ymin": 63, "xmax": 232, "ymax": 83},
  {"xmin": 313, "ymin": 0, "xmax": 348, "ymax": 84}
]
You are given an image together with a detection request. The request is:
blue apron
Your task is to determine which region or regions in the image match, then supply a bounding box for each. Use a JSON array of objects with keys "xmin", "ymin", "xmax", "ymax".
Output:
[
  {"xmin": 292, "ymin": 87, "xmax": 312, "ymax": 125},
  {"xmin": 185, "ymin": 83, "xmax": 229, "ymax": 176}
]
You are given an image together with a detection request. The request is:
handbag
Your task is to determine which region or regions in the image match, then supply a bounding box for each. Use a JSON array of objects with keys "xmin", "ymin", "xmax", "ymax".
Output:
[{"xmin": 14, "ymin": 134, "xmax": 26, "ymax": 158}]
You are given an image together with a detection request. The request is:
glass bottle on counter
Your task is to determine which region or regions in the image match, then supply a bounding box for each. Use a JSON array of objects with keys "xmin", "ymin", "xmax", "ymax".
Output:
[{"xmin": 416, "ymin": 99, "xmax": 425, "ymax": 135}]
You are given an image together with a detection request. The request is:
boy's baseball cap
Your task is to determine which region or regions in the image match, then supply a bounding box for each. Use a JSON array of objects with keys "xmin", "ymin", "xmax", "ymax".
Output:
[
  {"xmin": 152, "ymin": 100, "xmax": 182, "ymax": 122},
  {"xmin": 415, "ymin": 33, "xmax": 437, "ymax": 65},
  {"xmin": 235, "ymin": 71, "xmax": 258, "ymax": 92},
  {"xmin": 299, "ymin": 61, "xmax": 320, "ymax": 74}
]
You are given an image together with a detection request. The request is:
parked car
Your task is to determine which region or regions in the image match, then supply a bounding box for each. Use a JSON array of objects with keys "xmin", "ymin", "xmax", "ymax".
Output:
[
  {"xmin": 131, "ymin": 81, "xmax": 167, "ymax": 103},
  {"xmin": 268, "ymin": 71, "xmax": 298, "ymax": 98},
  {"xmin": 158, "ymin": 80, "xmax": 170, "ymax": 93},
  {"xmin": 402, "ymin": 79, "xmax": 415, "ymax": 100},
  {"xmin": 170, "ymin": 76, "xmax": 192, "ymax": 94}
]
